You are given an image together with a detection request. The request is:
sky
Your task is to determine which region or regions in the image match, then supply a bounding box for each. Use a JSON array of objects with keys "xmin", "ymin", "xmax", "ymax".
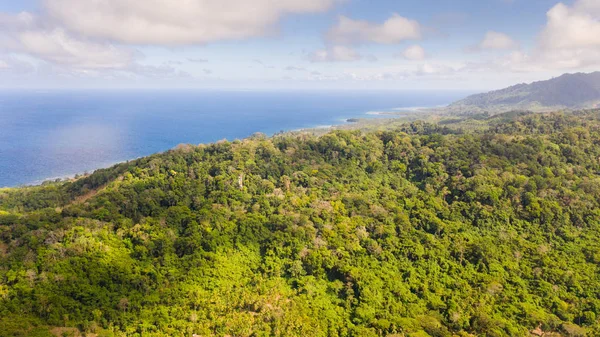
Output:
[{"xmin": 0, "ymin": 0, "xmax": 599, "ymax": 91}]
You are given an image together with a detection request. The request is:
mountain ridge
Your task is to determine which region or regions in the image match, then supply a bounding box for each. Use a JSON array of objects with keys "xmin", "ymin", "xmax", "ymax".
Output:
[{"xmin": 448, "ymin": 71, "xmax": 600, "ymax": 114}]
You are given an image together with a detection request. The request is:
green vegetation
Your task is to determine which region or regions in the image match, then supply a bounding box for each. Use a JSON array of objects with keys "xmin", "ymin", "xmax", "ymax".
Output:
[
  {"xmin": 448, "ymin": 72, "xmax": 600, "ymax": 115},
  {"xmin": 1, "ymin": 111, "xmax": 600, "ymax": 336}
]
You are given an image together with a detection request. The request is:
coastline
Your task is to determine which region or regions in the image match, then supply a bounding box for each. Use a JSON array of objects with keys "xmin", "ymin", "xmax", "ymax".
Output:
[
  {"xmin": 26, "ymin": 159, "xmax": 134, "ymax": 187},
  {"xmin": 11, "ymin": 105, "xmax": 443, "ymax": 189}
]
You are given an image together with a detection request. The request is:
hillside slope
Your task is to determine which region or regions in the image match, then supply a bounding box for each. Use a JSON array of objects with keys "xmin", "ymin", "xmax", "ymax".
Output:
[
  {"xmin": 1, "ymin": 112, "xmax": 600, "ymax": 336},
  {"xmin": 449, "ymin": 72, "xmax": 600, "ymax": 114}
]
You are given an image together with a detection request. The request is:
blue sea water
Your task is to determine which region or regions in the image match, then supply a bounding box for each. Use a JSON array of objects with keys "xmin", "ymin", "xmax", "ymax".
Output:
[{"xmin": 0, "ymin": 90, "xmax": 469, "ymax": 187}]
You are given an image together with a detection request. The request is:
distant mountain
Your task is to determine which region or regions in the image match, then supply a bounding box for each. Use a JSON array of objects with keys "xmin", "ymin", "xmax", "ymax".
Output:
[{"xmin": 448, "ymin": 72, "xmax": 600, "ymax": 114}]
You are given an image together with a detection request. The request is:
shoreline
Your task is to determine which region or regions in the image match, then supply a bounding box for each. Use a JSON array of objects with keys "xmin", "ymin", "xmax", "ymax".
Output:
[
  {"xmin": 20, "ymin": 159, "xmax": 137, "ymax": 188},
  {"xmin": 10, "ymin": 105, "xmax": 443, "ymax": 189}
]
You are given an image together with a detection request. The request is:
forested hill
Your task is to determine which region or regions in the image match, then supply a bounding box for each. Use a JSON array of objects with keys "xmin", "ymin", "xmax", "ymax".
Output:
[
  {"xmin": 1, "ymin": 111, "xmax": 600, "ymax": 337},
  {"xmin": 448, "ymin": 72, "xmax": 600, "ymax": 114}
]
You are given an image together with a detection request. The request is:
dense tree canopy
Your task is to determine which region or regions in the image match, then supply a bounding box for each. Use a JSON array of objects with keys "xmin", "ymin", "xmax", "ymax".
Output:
[{"xmin": 1, "ymin": 111, "xmax": 600, "ymax": 336}]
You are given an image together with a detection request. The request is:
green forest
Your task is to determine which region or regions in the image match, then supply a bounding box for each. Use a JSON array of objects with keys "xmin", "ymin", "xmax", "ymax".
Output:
[{"xmin": 1, "ymin": 111, "xmax": 600, "ymax": 337}]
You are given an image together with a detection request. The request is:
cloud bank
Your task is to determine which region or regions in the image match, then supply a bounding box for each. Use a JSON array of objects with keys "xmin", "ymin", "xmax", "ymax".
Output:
[
  {"xmin": 44, "ymin": 0, "xmax": 343, "ymax": 45},
  {"xmin": 0, "ymin": 0, "xmax": 342, "ymax": 77}
]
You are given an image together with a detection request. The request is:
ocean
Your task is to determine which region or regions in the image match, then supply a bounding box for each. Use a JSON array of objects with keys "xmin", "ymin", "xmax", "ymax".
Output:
[{"xmin": 0, "ymin": 90, "xmax": 469, "ymax": 187}]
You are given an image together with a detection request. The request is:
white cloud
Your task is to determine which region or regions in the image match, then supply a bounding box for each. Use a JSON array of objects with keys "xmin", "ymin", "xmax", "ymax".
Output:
[
  {"xmin": 539, "ymin": 1, "xmax": 600, "ymax": 50},
  {"xmin": 0, "ymin": 12, "xmax": 134, "ymax": 70},
  {"xmin": 0, "ymin": 12, "xmax": 200, "ymax": 82},
  {"xmin": 478, "ymin": 31, "xmax": 518, "ymax": 50},
  {"xmin": 309, "ymin": 46, "xmax": 361, "ymax": 62},
  {"xmin": 327, "ymin": 14, "xmax": 421, "ymax": 45},
  {"xmin": 416, "ymin": 63, "xmax": 455, "ymax": 76},
  {"xmin": 575, "ymin": 0, "xmax": 600, "ymax": 15},
  {"xmin": 510, "ymin": 49, "xmax": 600, "ymax": 71},
  {"xmin": 308, "ymin": 13, "xmax": 421, "ymax": 65},
  {"xmin": 17, "ymin": 29, "xmax": 133, "ymax": 69},
  {"xmin": 460, "ymin": 0, "xmax": 600, "ymax": 74},
  {"xmin": 499, "ymin": 0, "xmax": 600, "ymax": 71},
  {"xmin": 44, "ymin": 0, "xmax": 343, "ymax": 45},
  {"xmin": 402, "ymin": 45, "xmax": 426, "ymax": 60}
]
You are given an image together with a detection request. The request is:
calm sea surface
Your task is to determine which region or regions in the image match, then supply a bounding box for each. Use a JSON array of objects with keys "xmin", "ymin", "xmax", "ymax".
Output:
[{"xmin": 0, "ymin": 90, "xmax": 469, "ymax": 187}]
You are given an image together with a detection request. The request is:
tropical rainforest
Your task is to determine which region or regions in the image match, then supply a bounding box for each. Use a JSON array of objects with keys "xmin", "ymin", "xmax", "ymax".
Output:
[{"xmin": 1, "ymin": 110, "xmax": 600, "ymax": 337}]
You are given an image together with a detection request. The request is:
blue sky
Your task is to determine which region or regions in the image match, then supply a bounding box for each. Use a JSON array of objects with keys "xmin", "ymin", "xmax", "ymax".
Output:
[{"xmin": 0, "ymin": 0, "xmax": 598, "ymax": 90}]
